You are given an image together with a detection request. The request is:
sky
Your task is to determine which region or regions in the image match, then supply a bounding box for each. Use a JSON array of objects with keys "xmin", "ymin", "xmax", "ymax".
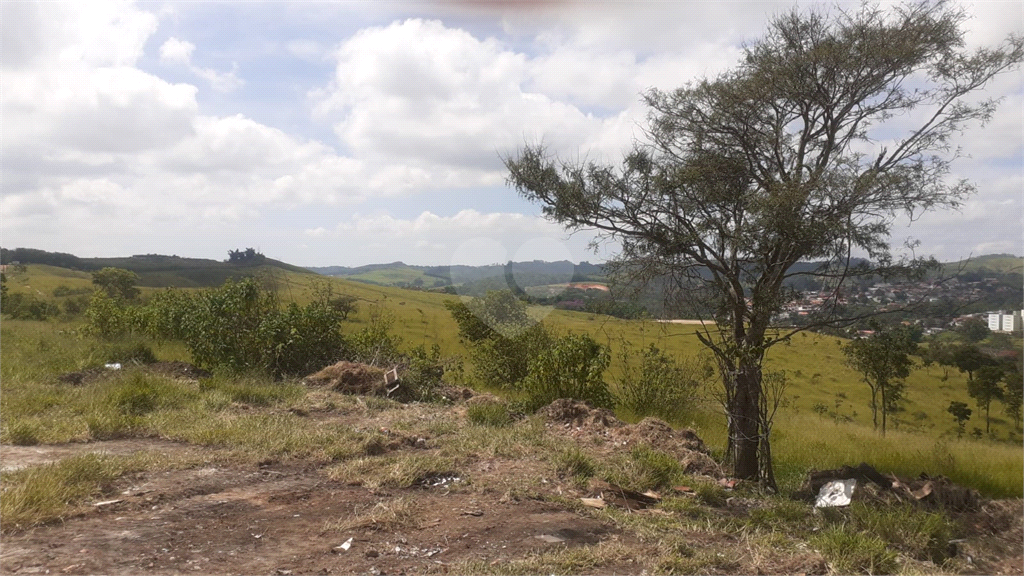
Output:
[{"xmin": 1, "ymin": 0, "xmax": 1021, "ymax": 268}]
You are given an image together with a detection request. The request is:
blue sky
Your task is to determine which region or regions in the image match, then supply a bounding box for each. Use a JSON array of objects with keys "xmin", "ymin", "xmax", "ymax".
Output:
[{"xmin": 2, "ymin": 1, "xmax": 1021, "ymax": 267}]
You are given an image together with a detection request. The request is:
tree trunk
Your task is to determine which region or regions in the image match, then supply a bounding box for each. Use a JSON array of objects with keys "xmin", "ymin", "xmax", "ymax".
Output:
[
  {"xmin": 727, "ymin": 363, "xmax": 761, "ymax": 480},
  {"xmin": 880, "ymin": 386, "xmax": 887, "ymax": 437}
]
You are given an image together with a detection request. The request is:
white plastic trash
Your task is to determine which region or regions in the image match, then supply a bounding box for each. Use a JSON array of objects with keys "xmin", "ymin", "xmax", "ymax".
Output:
[
  {"xmin": 815, "ymin": 478, "xmax": 856, "ymax": 507},
  {"xmin": 104, "ymin": 363, "xmax": 122, "ymax": 370}
]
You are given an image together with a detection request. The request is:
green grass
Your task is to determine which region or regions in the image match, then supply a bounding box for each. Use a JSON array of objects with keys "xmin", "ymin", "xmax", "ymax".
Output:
[
  {"xmin": 466, "ymin": 400, "xmax": 513, "ymax": 427},
  {"xmin": 809, "ymin": 527, "xmax": 898, "ymax": 575},
  {"xmin": 5, "ymin": 263, "xmax": 1023, "ymax": 498},
  {"xmin": 0, "ymin": 452, "xmax": 165, "ymax": 531}
]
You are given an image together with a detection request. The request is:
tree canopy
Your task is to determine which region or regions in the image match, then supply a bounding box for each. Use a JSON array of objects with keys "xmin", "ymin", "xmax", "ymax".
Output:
[
  {"xmin": 91, "ymin": 267, "xmax": 141, "ymax": 301},
  {"xmin": 843, "ymin": 326, "xmax": 919, "ymax": 436},
  {"xmin": 505, "ymin": 2, "xmax": 1023, "ymax": 485}
]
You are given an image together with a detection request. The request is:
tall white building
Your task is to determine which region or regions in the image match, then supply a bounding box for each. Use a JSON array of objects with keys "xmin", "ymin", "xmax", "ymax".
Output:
[{"xmin": 988, "ymin": 310, "xmax": 1023, "ymax": 333}]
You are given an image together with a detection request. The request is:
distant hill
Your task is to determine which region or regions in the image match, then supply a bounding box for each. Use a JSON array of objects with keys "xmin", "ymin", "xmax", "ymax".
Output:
[
  {"xmin": 306, "ymin": 260, "xmax": 606, "ymax": 289},
  {"xmin": 939, "ymin": 254, "xmax": 1023, "ymax": 275},
  {"xmin": 0, "ymin": 248, "xmax": 313, "ymax": 288}
]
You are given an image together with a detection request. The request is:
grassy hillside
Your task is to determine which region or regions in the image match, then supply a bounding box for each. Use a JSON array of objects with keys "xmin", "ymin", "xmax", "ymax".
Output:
[
  {"xmin": 4, "ymin": 262, "xmax": 1022, "ymax": 496},
  {"xmin": 940, "ymin": 253, "xmax": 1023, "ymax": 275}
]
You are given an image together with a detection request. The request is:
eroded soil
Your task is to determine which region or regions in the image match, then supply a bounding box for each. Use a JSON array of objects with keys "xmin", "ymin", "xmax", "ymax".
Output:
[
  {"xmin": 1, "ymin": 398, "xmax": 1021, "ymax": 575},
  {"xmin": 0, "ymin": 447, "xmax": 644, "ymax": 576}
]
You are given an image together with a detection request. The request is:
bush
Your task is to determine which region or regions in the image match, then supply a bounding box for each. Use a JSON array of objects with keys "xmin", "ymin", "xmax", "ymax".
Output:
[
  {"xmin": 61, "ymin": 295, "xmax": 90, "ymax": 317},
  {"xmin": 616, "ymin": 344, "xmax": 712, "ymax": 422},
  {"xmin": 471, "ymin": 324, "xmax": 554, "ymax": 390},
  {"xmin": 446, "ymin": 291, "xmax": 553, "ymax": 390},
  {"xmin": 93, "ymin": 340, "xmax": 157, "ymax": 366},
  {"xmin": 83, "ymin": 291, "xmax": 133, "ymax": 338},
  {"xmin": 176, "ymin": 278, "xmax": 348, "ymax": 377},
  {"xmin": 519, "ymin": 333, "xmax": 613, "ymax": 412},
  {"xmin": 347, "ymin": 304, "xmax": 403, "ymax": 366},
  {"xmin": 2, "ymin": 292, "xmax": 60, "ymax": 321},
  {"xmin": 400, "ymin": 344, "xmax": 449, "ymax": 401}
]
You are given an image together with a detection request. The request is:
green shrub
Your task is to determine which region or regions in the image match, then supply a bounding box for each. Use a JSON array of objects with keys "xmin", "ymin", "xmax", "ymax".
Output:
[
  {"xmin": 347, "ymin": 304, "xmax": 402, "ymax": 366},
  {"xmin": 470, "ymin": 323, "xmax": 554, "ymax": 390},
  {"xmin": 399, "ymin": 344, "xmax": 449, "ymax": 401},
  {"xmin": 519, "ymin": 333, "xmax": 613, "ymax": 412},
  {"xmin": 84, "ymin": 291, "xmax": 132, "ymax": 338},
  {"xmin": 61, "ymin": 294, "xmax": 90, "ymax": 317},
  {"xmin": 616, "ymin": 344, "xmax": 712, "ymax": 422},
  {"xmin": 467, "ymin": 401, "xmax": 512, "ymax": 427},
  {"xmin": 93, "ymin": 340, "xmax": 157, "ymax": 365},
  {"xmin": 164, "ymin": 278, "xmax": 348, "ymax": 377},
  {"xmin": 2, "ymin": 292, "xmax": 60, "ymax": 321},
  {"xmin": 446, "ymin": 291, "xmax": 553, "ymax": 390}
]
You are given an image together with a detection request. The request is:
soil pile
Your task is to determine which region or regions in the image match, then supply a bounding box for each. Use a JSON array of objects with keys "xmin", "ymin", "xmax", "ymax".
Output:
[
  {"xmin": 799, "ymin": 462, "xmax": 984, "ymax": 514},
  {"xmin": 304, "ymin": 361, "xmax": 387, "ymax": 395},
  {"xmin": 541, "ymin": 399, "xmax": 723, "ymax": 478}
]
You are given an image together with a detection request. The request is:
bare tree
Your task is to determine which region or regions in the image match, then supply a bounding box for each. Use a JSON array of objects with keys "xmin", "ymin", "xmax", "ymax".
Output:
[{"xmin": 505, "ymin": 2, "xmax": 1022, "ymax": 487}]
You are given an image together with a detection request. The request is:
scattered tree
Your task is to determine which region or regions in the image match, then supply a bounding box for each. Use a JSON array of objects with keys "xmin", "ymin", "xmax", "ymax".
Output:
[
  {"xmin": 504, "ymin": 2, "xmax": 1023, "ymax": 485},
  {"xmin": 952, "ymin": 344, "xmax": 994, "ymax": 382},
  {"xmin": 843, "ymin": 327, "xmax": 919, "ymax": 436},
  {"xmin": 227, "ymin": 247, "xmax": 266, "ymax": 265},
  {"xmin": 91, "ymin": 267, "xmax": 141, "ymax": 301},
  {"xmin": 956, "ymin": 317, "xmax": 990, "ymax": 343},
  {"xmin": 968, "ymin": 365, "xmax": 1005, "ymax": 434},
  {"xmin": 1002, "ymin": 364, "xmax": 1023, "ymax": 431},
  {"xmin": 946, "ymin": 401, "xmax": 972, "ymax": 439},
  {"xmin": 921, "ymin": 340, "xmax": 958, "ymax": 380}
]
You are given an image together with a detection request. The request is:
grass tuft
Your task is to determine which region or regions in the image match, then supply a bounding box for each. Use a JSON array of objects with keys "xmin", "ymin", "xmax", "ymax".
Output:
[
  {"xmin": 466, "ymin": 401, "xmax": 512, "ymax": 427},
  {"xmin": 810, "ymin": 526, "xmax": 898, "ymax": 575},
  {"xmin": 0, "ymin": 453, "xmax": 144, "ymax": 531},
  {"xmin": 601, "ymin": 444, "xmax": 684, "ymax": 492}
]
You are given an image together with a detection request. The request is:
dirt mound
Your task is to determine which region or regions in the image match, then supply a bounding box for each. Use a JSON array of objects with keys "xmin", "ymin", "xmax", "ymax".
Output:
[
  {"xmin": 56, "ymin": 361, "xmax": 210, "ymax": 385},
  {"xmin": 439, "ymin": 386, "xmax": 475, "ymax": 402},
  {"xmin": 57, "ymin": 367, "xmax": 108, "ymax": 385},
  {"xmin": 799, "ymin": 462, "xmax": 983, "ymax": 514},
  {"xmin": 541, "ymin": 399, "xmax": 723, "ymax": 478},
  {"xmin": 541, "ymin": 398, "xmax": 623, "ymax": 431},
  {"xmin": 304, "ymin": 361, "xmax": 387, "ymax": 395}
]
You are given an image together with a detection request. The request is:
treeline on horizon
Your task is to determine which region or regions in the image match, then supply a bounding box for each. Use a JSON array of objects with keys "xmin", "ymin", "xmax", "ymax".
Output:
[{"xmin": 3, "ymin": 247, "xmax": 1021, "ymax": 319}]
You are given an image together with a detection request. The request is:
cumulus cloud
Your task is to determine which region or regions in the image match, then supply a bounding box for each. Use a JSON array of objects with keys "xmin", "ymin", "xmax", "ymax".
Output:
[
  {"xmin": 159, "ymin": 37, "xmax": 195, "ymax": 64},
  {"xmin": 314, "ymin": 19, "xmax": 639, "ymax": 179},
  {"xmin": 1, "ymin": 1, "xmax": 1019, "ymax": 266},
  {"xmin": 158, "ymin": 36, "xmax": 244, "ymax": 93},
  {"xmin": 302, "ymin": 208, "xmax": 601, "ymax": 266}
]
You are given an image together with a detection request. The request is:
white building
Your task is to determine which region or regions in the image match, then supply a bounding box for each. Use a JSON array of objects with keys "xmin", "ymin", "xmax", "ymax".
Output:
[{"xmin": 988, "ymin": 310, "xmax": 1023, "ymax": 333}]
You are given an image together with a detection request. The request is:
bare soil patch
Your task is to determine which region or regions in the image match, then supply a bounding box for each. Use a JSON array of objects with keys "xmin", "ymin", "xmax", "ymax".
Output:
[
  {"xmin": 55, "ymin": 362, "xmax": 211, "ymax": 386},
  {"xmin": 0, "ymin": 439, "xmax": 206, "ymax": 472},
  {"xmin": 1, "ymin": 398, "xmax": 1020, "ymax": 575}
]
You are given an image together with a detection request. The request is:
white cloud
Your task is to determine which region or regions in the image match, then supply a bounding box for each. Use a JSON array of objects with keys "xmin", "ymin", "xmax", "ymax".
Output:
[
  {"xmin": 159, "ymin": 37, "xmax": 195, "ymax": 64},
  {"xmin": 1, "ymin": 1, "xmax": 1019, "ymax": 266},
  {"xmin": 158, "ymin": 36, "xmax": 244, "ymax": 93},
  {"xmin": 303, "ymin": 208, "xmax": 600, "ymax": 266},
  {"xmin": 314, "ymin": 18, "xmax": 639, "ymax": 181}
]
